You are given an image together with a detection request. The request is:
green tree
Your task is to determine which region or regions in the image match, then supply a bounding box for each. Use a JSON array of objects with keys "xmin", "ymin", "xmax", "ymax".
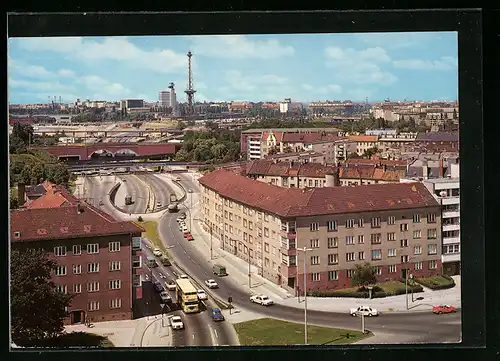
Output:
[
  {"xmin": 174, "ymin": 148, "xmax": 191, "ymax": 161},
  {"xmin": 210, "ymin": 143, "xmax": 228, "ymax": 160},
  {"xmin": 10, "ymin": 197, "xmax": 19, "ymax": 209},
  {"xmin": 46, "ymin": 163, "xmax": 70, "ymax": 185},
  {"xmin": 363, "ymin": 147, "xmax": 379, "ymax": 159},
  {"xmin": 351, "ymin": 262, "xmax": 377, "ymax": 287},
  {"xmin": 11, "ymin": 248, "xmax": 74, "ymax": 346},
  {"xmin": 12, "ymin": 122, "xmax": 34, "ymax": 145}
]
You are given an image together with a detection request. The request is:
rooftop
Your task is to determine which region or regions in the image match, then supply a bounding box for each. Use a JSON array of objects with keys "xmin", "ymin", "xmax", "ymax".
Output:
[{"xmin": 241, "ymin": 128, "xmax": 341, "ymax": 134}]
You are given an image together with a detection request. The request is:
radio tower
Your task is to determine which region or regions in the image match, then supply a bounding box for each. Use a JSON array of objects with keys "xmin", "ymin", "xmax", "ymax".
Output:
[{"xmin": 184, "ymin": 50, "xmax": 196, "ymax": 115}]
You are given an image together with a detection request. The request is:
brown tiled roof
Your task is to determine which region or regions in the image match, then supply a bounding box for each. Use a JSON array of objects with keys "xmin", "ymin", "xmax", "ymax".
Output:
[
  {"xmin": 10, "ymin": 203, "xmax": 144, "ymax": 242},
  {"xmin": 346, "ymin": 158, "xmax": 407, "ymax": 167},
  {"xmin": 25, "ymin": 184, "xmax": 79, "ymax": 209},
  {"xmin": 348, "ymin": 135, "xmax": 378, "ymax": 142},
  {"xmin": 262, "ymin": 131, "xmax": 283, "ymax": 143},
  {"xmin": 281, "ymin": 132, "xmax": 340, "ymax": 143},
  {"xmin": 199, "ymin": 169, "xmax": 439, "ymax": 217},
  {"xmin": 246, "ymin": 160, "xmax": 336, "ymax": 178}
]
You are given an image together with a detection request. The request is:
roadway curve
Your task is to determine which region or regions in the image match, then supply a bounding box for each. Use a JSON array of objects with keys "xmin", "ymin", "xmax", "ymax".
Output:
[
  {"xmin": 136, "ymin": 174, "xmax": 177, "ymax": 211},
  {"xmin": 120, "ymin": 175, "xmax": 149, "ymax": 214}
]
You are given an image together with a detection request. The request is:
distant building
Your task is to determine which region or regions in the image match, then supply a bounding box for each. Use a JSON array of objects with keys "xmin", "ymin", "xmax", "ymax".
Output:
[
  {"xmin": 159, "ymin": 90, "xmax": 176, "ymax": 108},
  {"xmin": 120, "ymin": 99, "xmax": 145, "ymax": 110},
  {"xmin": 279, "ymin": 98, "xmax": 292, "ymax": 114}
]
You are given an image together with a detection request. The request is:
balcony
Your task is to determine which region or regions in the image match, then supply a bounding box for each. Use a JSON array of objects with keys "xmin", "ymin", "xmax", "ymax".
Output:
[
  {"xmin": 443, "ymin": 224, "xmax": 460, "ymax": 232},
  {"xmin": 443, "ymin": 236, "xmax": 460, "ymax": 245},
  {"xmin": 280, "ymin": 230, "xmax": 297, "ymax": 239},
  {"xmin": 442, "ymin": 211, "xmax": 460, "ymax": 219},
  {"xmin": 440, "ymin": 196, "xmax": 460, "ymax": 205},
  {"xmin": 442, "ymin": 253, "xmax": 460, "ymax": 263},
  {"xmin": 280, "ymin": 247, "xmax": 297, "ymax": 256},
  {"xmin": 280, "ymin": 265, "xmax": 297, "ymax": 278}
]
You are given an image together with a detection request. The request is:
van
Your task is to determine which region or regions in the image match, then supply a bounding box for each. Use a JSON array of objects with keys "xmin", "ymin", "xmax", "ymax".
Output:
[{"xmin": 212, "ymin": 264, "xmax": 227, "ymax": 276}]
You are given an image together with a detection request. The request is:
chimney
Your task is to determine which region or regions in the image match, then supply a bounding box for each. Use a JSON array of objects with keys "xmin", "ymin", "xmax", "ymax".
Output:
[
  {"xmin": 77, "ymin": 203, "xmax": 85, "ymax": 214},
  {"xmin": 17, "ymin": 183, "xmax": 26, "ymax": 205},
  {"xmin": 422, "ymin": 160, "xmax": 429, "ymax": 180},
  {"xmin": 439, "ymin": 158, "xmax": 444, "ymax": 178}
]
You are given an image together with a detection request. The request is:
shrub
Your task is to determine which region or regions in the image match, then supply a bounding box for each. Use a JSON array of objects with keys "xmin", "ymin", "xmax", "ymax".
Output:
[
  {"xmin": 415, "ymin": 275, "xmax": 455, "ymax": 290},
  {"xmin": 137, "ymin": 216, "xmax": 143, "ymax": 222}
]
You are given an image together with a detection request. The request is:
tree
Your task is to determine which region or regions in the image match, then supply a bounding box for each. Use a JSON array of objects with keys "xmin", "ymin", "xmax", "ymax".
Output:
[
  {"xmin": 11, "ymin": 248, "xmax": 74, "ymax": 346},
  {"xmin": 351, "ymin": 262, "xmax": 377, "ymax": 287},
  {"xmin": 363, "ymin": 147, "xmax": 379, "ymax": 159}
]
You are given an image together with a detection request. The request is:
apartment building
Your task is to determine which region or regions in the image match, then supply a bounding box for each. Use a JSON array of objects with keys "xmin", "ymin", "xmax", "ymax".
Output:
[
  {"xmin": 199, "ymin": 169, "xmax": 442, "ymax": 293},
  {"xmin": 347, "ymin": 135, "xmax": 378, "ymax": 156},
  {"xmin": 304, "ymin": 139, "xmax": 357, "ymax": 164},
  {"xmin": 265, "ymin": 151, "xmax": 325, "ymax": 164},
  {"xmin": 10, "ymin": 201, "xmax": 144, "ymax": 325}
]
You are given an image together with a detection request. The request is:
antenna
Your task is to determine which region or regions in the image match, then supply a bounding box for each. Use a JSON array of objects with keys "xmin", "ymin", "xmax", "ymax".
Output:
[{"xmin": 184, "ymin": 50, "xmax": 197, "ymax": 115}]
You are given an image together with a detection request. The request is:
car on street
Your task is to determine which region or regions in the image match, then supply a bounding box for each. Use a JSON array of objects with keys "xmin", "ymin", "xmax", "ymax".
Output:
[
  {"xmin": 165, "ymin": 280, "xmax": 177, "ymax": 291},
  {"xmin": 250, "ymin": 295, "xmax": 274, "ymax": 306},
  {"xmin": 175, "ymin": 176, "xmax": 182, "ymax": 181},
  {"xmin": 169, "ymin": 315, "xmax": 184, "ymax": 330},
  {"xmin": 180, "ymin": 225, "xmax": 188, "ymax": 233},
  {"xmin": 156, "ymin": 201, "xmax": 162, "ymax": 208},
  {"xmin": 179, "ymin": 274, "xmax": 189, "ymax": 279},
  {"xmin": 350, "ymin": 306, "xmax": 378, "ymax": 317},
  {"xmin": 153, "ymin": 248, "xmax": 163, "ymax": 257},
  {"xmin": 186, "ymin": 234, "xmax": 194, "ymax": 241},
  {"xmin": 205, "ymin": 279, "xmax": 219, "ymax": 288},
  {"xmin": 432, "ymin": 305, "xmax": 457, "ymax": 314},
  {"xmin": 160, "ymin": 256, "xmax": 171, "ymax": 266},
  {"xmin": 183, "ymin": 232, "xmax": 190, "ymax": 238},
  {"xmin": 98, "ymin": 199, "xmax": 104, "ymax": 206},
  {"xmin": 211, "ymin": 307, "xmax": 225, "ymax": 322},
  {"xmin": 177, "ymin": 217, "xmax": 185, "ymax": 223},
  {"xmin": 159, "ymin": 291, "xmax": 172, "ymax": 304},
  {"xmin": 179, "ymin": 212, "xmax": 187, "ymax": 219},
  {"xmin": 197, "ymin": 289, "xmax": 208, "ymax": 300},
  {"xmin": 153, "ymin": 281, "xmax": 164, "ymax": 293}
]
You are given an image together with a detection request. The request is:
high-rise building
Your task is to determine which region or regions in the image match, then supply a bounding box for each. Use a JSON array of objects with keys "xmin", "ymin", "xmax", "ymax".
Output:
[{"xmin": 159, "ymin": 90, "xmax": 176, "ymax": 108}]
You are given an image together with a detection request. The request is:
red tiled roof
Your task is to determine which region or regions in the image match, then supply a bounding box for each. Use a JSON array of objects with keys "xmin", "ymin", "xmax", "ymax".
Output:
[
  {"xmin": 346, "ymin": 158, "xmax": 407, "ymax": 167},
  {"xmin": 281, "ymin": 132, "xmax": 340, "ymax": 143},
  {"xmin": 10, "ymin": 203, "xmax": 144, "ymax": 242},
  {"xmin": 199, "ymin": 169, "xmax": 439, "ymax": 217},
  {"xmin": 348, "ymin": 135, "xmax": 378, "ymax": 142},
  {"xmin": 246, "ymin": 160, "xmax": 337, "ymax": 178},
  {"xmin": 25, "ymin": 184, "xmax": 79, "ymax": 209}
]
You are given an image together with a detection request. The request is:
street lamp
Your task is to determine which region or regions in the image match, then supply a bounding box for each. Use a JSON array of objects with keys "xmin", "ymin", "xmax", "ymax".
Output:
[
  {"xmin": 296, "ymin": 246, "xmax": 313, "ymax": 345},
  {"xmin": 188, "ymin": 189, "xmax": 193, "ymax": 232},
  {"xmin": 400, "ymin": 248, "xmax": 416, "ymax": 310}
]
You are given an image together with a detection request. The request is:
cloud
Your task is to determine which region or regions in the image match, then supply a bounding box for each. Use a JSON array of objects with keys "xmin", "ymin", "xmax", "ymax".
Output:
[
  {"xmin": 189, "ymin": 35, "xmax": 295, "ymax": 59},
  {"xmin": 224, "ymin": 70, "xmax": 288, "ymax": 93},
  {"xmin": 355, "ymin": 32, "xmax": 448, "ymax": 48},
  {"xmin": 77, "ymin": 75, "xmax": 131, "ymax": 98},
  {"xmin": 392, "ymin": 56, "xmax": 458, "ymax": 70},
  {"xmin": 9, "ymin": 78, "xmax": 75, "ymax": 92},
  {"xmin": 302, "ymin": 83, "xmax": 342, "ymax": 94},
  {"xmin": 58, "ymin": 69, "xmax": 75, "ymax": 77},
  {"xmin": 325, "ymin": 46, "xmax": 398, "ymax": 86}
]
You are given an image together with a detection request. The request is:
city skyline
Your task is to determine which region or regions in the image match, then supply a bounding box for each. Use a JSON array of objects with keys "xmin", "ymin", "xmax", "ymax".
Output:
[{"xmin": 8, "ymin": 32, "xmax": 458, "ymax": 104}]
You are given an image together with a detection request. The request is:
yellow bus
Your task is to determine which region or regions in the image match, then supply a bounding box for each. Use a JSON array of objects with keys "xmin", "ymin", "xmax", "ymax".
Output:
[{"xmin": 175, "ymin": 278, "xmax": 199, "ymax": 313}]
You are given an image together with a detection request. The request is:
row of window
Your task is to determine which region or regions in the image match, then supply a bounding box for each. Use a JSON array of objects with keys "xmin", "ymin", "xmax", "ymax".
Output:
[
  {"xmin": 54, "ymin": 261, "xmax": 122, "ymax": 276},
  {"xmin": 311, "ymin": 214, "xmax": 437, "ymax": 232},
  {"xmin": 55, "ymin": 280, "xmax": 122, "ymax": 294},
  {"xmin": 319, "ymin": 231, "xmax": 438, "ymax": 249},
  {"xmin": 88, "ymin": 299, "xmax": 122, "ymax": 311},
  {"xmin": 54, "ymin": 242, "xmax": 121, "ymax": 256}
]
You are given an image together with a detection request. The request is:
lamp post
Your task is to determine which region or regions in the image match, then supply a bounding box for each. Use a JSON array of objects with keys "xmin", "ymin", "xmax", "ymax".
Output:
[
  {"xmin": 297, "ymin": 246, "xmax": 313, "ymax": 345},
  {"xmin": 400, "ymin": 249, "xmax": 416, "ymax": 310},
  {"xmin": 208, "ymin": 223, "xmax": 213, "ymax": 260},
  {"xmin": 188, "ymin": 189, "xmax": 193, "ymax": 233}
]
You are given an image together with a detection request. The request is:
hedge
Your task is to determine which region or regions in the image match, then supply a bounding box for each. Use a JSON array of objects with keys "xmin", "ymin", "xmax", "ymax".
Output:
[
  {"xmin": 308, "ymin": 283, "xmax": 423, "ymax": 298},
  {"xmin": 414, "ymin": 275, "xmax": 456, "ymax": 290}
]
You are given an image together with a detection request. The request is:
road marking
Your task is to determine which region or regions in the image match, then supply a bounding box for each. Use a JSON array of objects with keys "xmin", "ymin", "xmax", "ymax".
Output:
[
  {"xmin": 192, "ymin": 334, "xmax": 195, "ymax": 340},
  {"xmin": 214, "ymin": 329, "xmax": 218, "ymax": 339}
]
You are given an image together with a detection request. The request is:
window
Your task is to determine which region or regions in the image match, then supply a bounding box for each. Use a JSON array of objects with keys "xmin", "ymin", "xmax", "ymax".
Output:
[
  {"xmin": 264, "ymin": 214, "xmax": 269, "ymax": 222},
  {"xmin": 358, "ymin": 251, "xmax": 365, "ymax": 260},
  {"xmin": 371, "ymin": 249, "xmax": 382, "ymax": 260},
  {"xmin": 87, "ymin": 244, "xmax": 99, "ymax": 254},
  {"xmin": 109, "ymin": 241, "xmax": 120, "ymax": 252},
  {"xmin": 109, "ymin": 280, "xmax": 121, "ymax": 290},
  {"xmin": 413, "ymin": 230, "xmax": 421, "ymax": 239},
  {"xmin": 443, "ymin": 244, "xmax": 460, "ymax": 254},
  {"xmin": 87, "ymin": 263, "xmax": 100, "ymax": 273},
  {"xmin": 413, "ymin": 214, "xmax": 421, "ymax": 223},
  {"xmin": 373, "ymin": 266, "xmax": 382, "ymax": 275},
  {"xmin": 388, "ymin": 216, "xmax": 396, "ymax": 225},
  {"xmin": 328, "ymin": 254, "xmax": 338, "ymax": 265},
  {"xmin": 370, "ymin": 233, "xmax": 381, "ymax": 244},
  {"xmin": 73, "ymin": 284, "xmax": 82, "ymax": 294},
  {"xmin": 133, "ymin": 274, "xmax": 141, "ymax": 287},
  {"xmin": 328, "ymin": 270, "xmax": 338, "ymax": 280},
  {"xmin": 347, "ymin": 269, "xmax": 355, "ymax": 278},
  {"xmin": 346, "ymin": 219, "xmax": 354, "ymax": 228},
  {"xmin": 414, "ymin": 245, "xmax": 422, "ymax": 255},
  {"xmin": 388, "ymin": 265, "xmax": 397, "ymax": 273},
  {"xmin": 358, "ymin": 219, "xmax": 364, "ymax": 227},
  {"xmin": 311, "ymin": 273, "xmax": 320, "ymax": 281},
  {"xmin": 428, "ymin": 260, "xmax": 437, "ymax": 269},
  {"xmin": 55, "ymin": 266, "xmax": 67, "ymax": 276},
  {"xmin": 427, "ymin": 244, "xmax": 438, "ymax": 255},
  {"xmin": 249, "ymin": 222, "xmax": 253, "ymax": 230},
  {"xmin": 400, "ymin": 223, "xmax": 408, "ymax": 232},
  {"xmin": 310, "ymin": 239, "xmax": 319, "ymax": 248},
  {"xmin": 264, "ymin": 243, "xmax": 270, "ymax": 252},
  {"xmin": 289, "ymin": 255, "xmax": 296, "ymax": 266},
  {"xmin": 311, "ymin": 256, "xmax": 320, "ymax": 265},
  {"xmin": 310, "ymin": 222, "xmax": 319, "ymax": 231},
  {"xmin": 400, "ymin": 239, "xmax": 408, "ymax": 248},
  {"xmin": 87, "ymin": 281, "xmax": 99, "ymax": 292},
  {"xmin": 345, "ymin": 236, "xmax": 355, "ymax": 245},
  {"xmin": 132, "ymin": 255, "xmax": 141, "ymax": 268},
  {"xmin": 327, "ymin": 237, "xmax": 338, "ymax": 248},
  {"xmin": 357, "ymin": 235, "xmax": 364, "ymax": 244},
  {"xmin": 110, "ymin": 299, "xmax": 122, "ymax": 309},
  {"xmin": 243, "ymin": 219, "xmax": 248, "ymax": 228},
  {"xmin": 327, "ymin": 220, "xmax": 338, "ymax": 232},
  {"xmin": 370, "ymin": 217, "xmax": 381, "ymax": 228},
  {"xmin": 401, "ymin": 255, "xmax": 409, "ymax": 263},
  {"xmin": 387, "ymin": 232, "xmax": 396, "ymax": 241},
  {"xmin": 346, "ymin": 252, "xmax": 355, "ymax": 262},
  {"xmin": 73, "ymin": 245, "xmax": 82, "ymax": 255},
  {"xmin": 56, "ymin": 284, "xmax": 67, "ymax": 293},
  {"xmin": 388, "ymin": 248, "xmax": 396, "ymax": 257},
  {"xmin": 109, "ymin": 261, "xmax": 121, "ymax": 272},
  {"xmin": 415, "ymin": 262, "xmax": 423, "ymax": 270},
  {"xmin": 88, "ymin": 301, "xmax": 99, "ymax": 311},
  {"xmin": 264, "ymin": 228, "xmax": 269, "ymax": 237},
  {"xmin": 272, "ymin": 246, "xmax": 276, "ymax": 256},
  {"xmin": 427, "ymin": 229, "xmax": 438, "ymax": 239},
  {"xmin": 54, "ymin": 246, "xmax": 67, "ymax": 256},
  {"xmin": 427, "ymin": 213, "xmax": 437, "ymax": 223},
  {"xmin": 73, "ymin": 264, "xmax": 82, "ymax": 274}
]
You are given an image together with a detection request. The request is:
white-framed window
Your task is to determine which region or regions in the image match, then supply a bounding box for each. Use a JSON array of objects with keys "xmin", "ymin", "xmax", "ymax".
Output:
[
  {"xmin": 358, "ymin": 219, "xmax": 364, "ymax": 227},
  {"xmin": 54, "ymin": 246, "xmax": 67, "ymax": 256},
  {"xmin": 54, "ymin": 266, "xmax": 67, "ymax": 276},
  {"xmin": 346, "ymin": 219, "xmax": 354, "ymax": 228},
  {"xmin": 310, "ymin": 239, "xmax": 319, "ymax": 248},
  {"xmin": 327, "ymin": 237, "xmax": 338, "ymax": 248},
  {"xmin": 73, "ymin": 264, "xmax": 82, "ymax": 274},
  {"xmin": 88, "ymin": 301, "xmax": 99, "ymax": 311},
  {"xmin": 388, "ymin": 265, "xmax": 397, "ymax": 273},
  {"xmin": 55, "ymin": 284, "xmax": 67, "ymax": 293},
  {"xmin": 132, "ymin": 255, "xmax": 141, "ymax": 268},
  {"xmin": 401, "ymin": 255, "xmax": 409, "ymax": 263},
  {"xmin": 443, "ymin": 244, "xmax": 460, "ymax": 254},
  {"xmin": 328, "ymin": 270, "xmax": 338, "ymax": 280},
  {"xmin": 400, "ymin": 223, "xmax": 408, "ymax": 232},
  {"xmin": 427, "ymin": 244, "xmax": 438, "ymax": 255},
  {"xmin": 87, "ymin": 263, "xmax": 100, "ymax": 273},
  {"xmin": 388, "ymin": 248, "xmax": 396, "ymax": 257},
  {"xmin": 427, "ymin": 229, "xmax": 438, "ymax": 239},
  {"xmin": 387, "ymin": 232, "xmax": 396, "ymax": 241},
  {"xmin": 109, "ymin": 280, "xmax": 121, "ymax": 290},
  {"xmin": 311, "ymin": 273, "xmax": 320, "ymax": 282},
  {"xmin": 264, "ymin": 228, "xmax": 269, "ymax": 237},
  {"xmin": 328, "ymin": 254, "xmax": 338, "ymax": 265},
  {"xmin": 87, "ymin": 281, "xmax": 99, "ymax": 292},
  {"xmin": 413, "ymin": 230, "xmax": 421, "ymax": 239},
  {"xmin": 87, "ymin": 244, "xmax": 99, "ymax": 254},
  {"xmin": 400, "ymin": 239, "xmax": 408, "ymax": 248},
  {"xmin": 415, "ymin": 261, "xmax": 423, "ymax": 270},
  {"xmin": 73, "ymin": 245, "xmax": 82, "ymax": 255},
  {"xmin": 427, "ymin": 213, "xmax": 437, "ymax": 223},
  {"xmin": 345, "ymin": 236, "xmax": 355, "ymax": 245},
  {"xmin": 414, "ymin": 245, "xmax": 422, "ymax": 255},
  {"xmin": 358, "ymin": 251, "xmax": 365, "ymax": 260},
  {"xmin": 72, "ymin": 284, "xmax": 82, "ymax": 294},
  {"xmin": 347, "ymin": 269, "xmax": 355, "ymax": 278},
  {"xmin": 373, "ymin": 266, "xmax": 382, "ymax": 275},
  {"xmin": 264, "ymin": 243, "xmax": 270, "ymax": 252},
  {"xmin": 327, "ymin": 220, "xmax": 338, "ymax": 232},
  {"xmin": 371, "ymin": 249, "xmax": 382, "ymax": 260},
  {"xmin": 109, "ymin": 241, "xmax": 120, "ymax": 252},
  {"xmin": 109, "ymin": 298, "xmax": 122, "ymax": 309},
  {"xmin": 388, "ymin": 216, "xmax": 396, "ymax": 225},
  {"xmin": 133, "ymin": 274, "xmax": 141, "ymax": 287},
  {"xmin": 357, "ymin": 235, "xmax": 364, "ymax": 244},
  {"xmin": 310, "ymin": 222, "xmax": 319, "ymax": 231},
  {"xmin": 311, "ymin": 256, "xmax": 320, "ymax": 265},
  {"xmin": 370, "ymin": 233, "xmax": 381, "ymax": 244},
  {"xmin": 413, "ymin": 214, "xmax": 421, "ymax": 223},
  {"xmin": 109, "ymin": 261, "xmax": 121, "ymax": 272},
  {"xmin": 371, "ymin": 217, "xmax": 381, "ymax": 228},
  {"xmin": 346, "ymin": 252, "xmax": 355, "ymax": 262}
]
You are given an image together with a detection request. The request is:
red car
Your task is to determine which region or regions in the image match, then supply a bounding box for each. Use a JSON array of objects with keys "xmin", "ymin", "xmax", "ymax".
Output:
[
  {"xmin": 183, "ymin": 232, "xmax": 190, "ymax": 238},
  {"xmin": 432, "ymin": 305, "xmax": 457, "ymax": 314},
  {"xmin": 187, "ymin": 234, "xmax": 194, "ymax": 241}
]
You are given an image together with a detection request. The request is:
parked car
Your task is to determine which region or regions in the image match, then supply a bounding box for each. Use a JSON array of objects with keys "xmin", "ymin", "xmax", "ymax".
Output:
[
  {"xmin": 179, "ymin": 274, "xmax": 189, "ymax": 279},
  {"xmin": 169, "ymin": 315, "xmax": 184, "ymax": 330},
  {"xmin": 205, "ymin": 279, "xmax": 219, "ymax": 289},
  {"xmin": 186, "ymin": 234, "xmax": 194, "ymax": 241},
  {"xmin": 160, "ymin": 257, "xmax": 171, "ymax": 266},
  {"xmin": 179, "ymin": 212, "xmax": 187, "ymax": 219},
  {"xmin": 211, "ymin": 307, "xmax": 225, "ymax": 322},
  {"xmin": 197, "ymin": 289, "xmax": 208, "ymax": 300},
  {"xmin": 175, "ymin": 176, "xmax": 182, "ymax": 181},
  {"xmin": 250, "ymin": 295, "xmax": 274, "ymax": 306},
  {"xmin": 153, "ymin": 248, "xmax": 163, "ymax": 257},
  {"xmin": 159, "ymin": 291, "xmax": 172, "ymax": 304},
  {"xmin": 156, "ymin": 201, "xmax": 162, "ymax": 208},
  {"xmin": 166, "ymin": 280, "xmax": 177, "ymax": 291},
  {"xmin": 153, "ymin": 281, "xmax": 164, "ymax": 293},
  {"xmin": 183, "ymin": 232, "xmax": 190, "ymax": 238},
  {"xmin": 180, "ymin": 225, "xmax": 188, "ymax": 233},
  {"xmin": 350, "ymin": 306, "xmax": 378, "ymax": 317},
  {"xmin": 176, "ymin": 217, "xmax": 185, "ymax": 223},
  {"xmin": 432, "ymin": 305, "xmax": 457, "ymax": 314}
]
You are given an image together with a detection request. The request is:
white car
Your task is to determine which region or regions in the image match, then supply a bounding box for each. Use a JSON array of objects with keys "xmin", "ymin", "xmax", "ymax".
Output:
[
  {"xmin": 156, "ymin": 201, "xmax": 162, "ymax": 208},
  {"xmin": 176, "ymin": 217, "xmax": 184, "ymax": 223},
  {"xmin": 179, "ymin": 274, "xmax": 189, "ymax": 279},
  {"xmin": 250, "ymin": 295, "xmax": 274, "ymax": 306},
  {"xmin": 180, "ymin": 226, "xmax": 188, "ymax": 233},
  {"xmin": 166, "ymin": 280, "xmax": 177, "ymax": 291},
  {"xmin": 153, "ymin": 248, "xmax": 163, "ymax": 257},
  {"xmin": 350, "ymin": 306, "xmax": 379, "ymax": 317},
  {"xmin": 169, "ymin": 315, "xmax": 184, "ymax": 330},
  {"xmin": 159, "ymin": 291, "xmax": 172, "ymax": 303},
  {"xmin": 197, "ymin": 289, "xmax": 208, "ymax": 300},
  {"xmin": 205, "ymin": 279, "xmax": 219, "ymax": 289}
]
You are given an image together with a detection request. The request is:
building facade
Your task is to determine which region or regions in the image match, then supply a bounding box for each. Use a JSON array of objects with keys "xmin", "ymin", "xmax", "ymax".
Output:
[{"xmin": 199, "ymin": 169, "xmax": 442, "ymax": 294}]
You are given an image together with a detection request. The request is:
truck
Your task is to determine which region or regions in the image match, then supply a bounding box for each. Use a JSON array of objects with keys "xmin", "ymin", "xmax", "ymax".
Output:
[
  {"xmin": 212, "ymin": 264, "xmax": 227, "ymax": 276},
  {"xmin": 169, "ymin": 194, "xmax": 178, "ymax": 203},
  {"xmin": 125, "ymin": 195, "xmax": 133, "ymax": 205},
  {"xmin": 167, "ymin": 203, "xmax": 179, "ymax": 213},
  {"xmin": 152, "ymin": 165, "xmax": 163, "ymax": 172}
]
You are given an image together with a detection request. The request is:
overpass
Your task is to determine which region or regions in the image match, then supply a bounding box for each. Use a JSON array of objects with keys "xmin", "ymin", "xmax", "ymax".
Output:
[{"xmin": 29, "ymin": 142, "xmax": 182, "ymax": 160}]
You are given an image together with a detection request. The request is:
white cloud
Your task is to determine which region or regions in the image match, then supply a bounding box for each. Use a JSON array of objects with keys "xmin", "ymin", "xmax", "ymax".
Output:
[
  {"xmin": 392, "ymin": 56, "xmax": 458, "ymax": 70},
  {"xmin": 224, "ymin": 70, "xmax": 288, "ymax": 94},
  {"xmin": 355, "ymin": 32, "xmax": 450, "ymax": 48},
  {"xmin": 302, "ymin": 83, "xmax": 342, "ymax": 94},
  {"xmin": 189, "ymin": 35, "xmax": 295, "ymax": 59},
  {"xmin": 77, "ymin": 75, "xmax": 130, "ymax": 98},
  {"xmin": 325, "ymin": 46, "xmax": 398, "ymax": 86},
  {"xmin": 9, "ymin": 78, "xmax": 75, "ymax": 92},
  {"xmin": 58, "ymin": 69, "xmax": 75, "ymax": 77},
  {"xmin": 16, "ymin": 36, "xmax": 83, "ymax": 52}
]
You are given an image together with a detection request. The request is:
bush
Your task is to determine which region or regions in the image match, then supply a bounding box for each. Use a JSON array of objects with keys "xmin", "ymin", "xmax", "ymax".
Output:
[
  {"xmin": 415, "ymin": 275, "xmax": 455, "ymax": 290},
  {"xmin": 137, "ymin": 216, "xmax": 143, "ymax": 222},
  {"xmin": 308, "ymin": 282, "xmax": 423, "ymax": 298}
]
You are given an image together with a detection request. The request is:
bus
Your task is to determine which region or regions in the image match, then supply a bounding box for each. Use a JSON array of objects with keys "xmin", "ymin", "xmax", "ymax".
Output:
[{"xmin": 175, "ymin": 278, "xmax": 199, "ymax": 313}]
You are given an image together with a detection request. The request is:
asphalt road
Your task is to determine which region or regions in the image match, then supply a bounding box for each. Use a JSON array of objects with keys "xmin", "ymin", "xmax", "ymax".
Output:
[
  {"xmin": 137, "ymin": 174, "xmax": 177, "ymax": 211},
  {"xmin": 120, "ymin": 174, "xmax": 149, "ymax": 214}
]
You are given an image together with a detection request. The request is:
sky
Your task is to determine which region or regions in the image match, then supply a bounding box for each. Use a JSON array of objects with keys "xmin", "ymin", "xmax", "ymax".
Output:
[{"xmin": 8, "ymin": 32, "xmax": 458, "ymax": 104}]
